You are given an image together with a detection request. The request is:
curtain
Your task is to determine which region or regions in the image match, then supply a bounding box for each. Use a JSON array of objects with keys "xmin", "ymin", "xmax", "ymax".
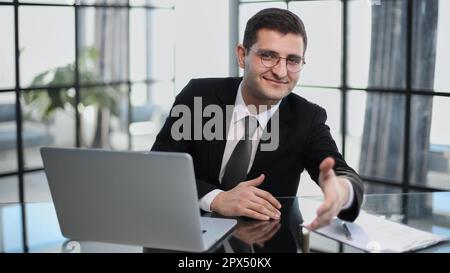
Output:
[
  {"xmin": 94, "ymin": 0, "xmax": 129, "ymax": 82},
  {"xmin": 359, "ymin": 0, "xmax": 439, "ymax": 192},
  {"xmin": 77, "ymin": 0, "xmax": 130, "ymax": 148}
]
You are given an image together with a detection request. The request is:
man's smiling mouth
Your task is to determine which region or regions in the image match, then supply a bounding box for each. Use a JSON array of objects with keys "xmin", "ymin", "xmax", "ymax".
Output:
[{"xmin": 262, "ymin": 76, "xmax": 288, "ymax": 84}]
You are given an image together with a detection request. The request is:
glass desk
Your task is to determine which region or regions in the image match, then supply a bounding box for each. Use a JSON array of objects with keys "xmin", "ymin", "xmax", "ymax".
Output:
[{"xmin": 1, "ymin": 192, "xmax": 450, "ymax": 253}]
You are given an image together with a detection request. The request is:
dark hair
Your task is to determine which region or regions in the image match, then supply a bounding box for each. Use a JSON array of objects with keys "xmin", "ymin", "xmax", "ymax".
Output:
[{"xmin": 243, "ymin": 8, "xmax": 308, "ymax": 55}]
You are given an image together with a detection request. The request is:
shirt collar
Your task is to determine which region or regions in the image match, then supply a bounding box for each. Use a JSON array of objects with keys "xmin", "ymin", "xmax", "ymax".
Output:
[{"xmin": 232, "ymin": 81, "xmax": 282, "ymax": 130}]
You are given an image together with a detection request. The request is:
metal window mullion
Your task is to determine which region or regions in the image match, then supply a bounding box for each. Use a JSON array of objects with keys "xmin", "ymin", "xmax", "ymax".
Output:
[
  {"xmin": 75, "ymin": 5, "xmax": 81, "ymax": 148},
  {"xmin": 13, "ymin": 0, "xmax": 28, "ymax": 253},
  {"xmin": 341, "ymin": 0, "xmax": 348, "ymax": 158},
  {"xmin": 127, "ymin": 5, "xmax": 132, "ymax": 150},
  {"xmin": 403, "ymin": 0, "xmax": 413, "ymax": 193}
]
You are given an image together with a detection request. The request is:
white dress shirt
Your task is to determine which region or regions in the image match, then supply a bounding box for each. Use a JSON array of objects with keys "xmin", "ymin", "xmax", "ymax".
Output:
[{"xmin": 199, "ymin": 82, "xmax": 354, "ymax": 212}]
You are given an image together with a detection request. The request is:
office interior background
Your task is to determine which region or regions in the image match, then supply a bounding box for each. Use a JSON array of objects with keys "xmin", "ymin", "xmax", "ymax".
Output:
[{"xmin": 0, "ymin": 0, "xmax": 449, "ymax": 205}]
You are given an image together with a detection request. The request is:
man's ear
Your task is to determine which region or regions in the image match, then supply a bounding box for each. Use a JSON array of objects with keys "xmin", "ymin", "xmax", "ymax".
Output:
[{"xmin": 236, "ymin": 44, "xmax": 246, "ymax": 69}]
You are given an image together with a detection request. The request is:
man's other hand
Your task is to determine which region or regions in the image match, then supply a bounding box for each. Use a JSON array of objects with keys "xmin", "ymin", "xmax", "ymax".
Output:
[{"xmin": 210, "ymin": 174, "xmax": 282, "ymax": 220}]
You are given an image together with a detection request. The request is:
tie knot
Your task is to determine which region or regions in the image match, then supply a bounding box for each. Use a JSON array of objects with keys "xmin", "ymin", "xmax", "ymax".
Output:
[{"xmin": 244, "ymin": 116, "xmax": 259, "ymax": 139}]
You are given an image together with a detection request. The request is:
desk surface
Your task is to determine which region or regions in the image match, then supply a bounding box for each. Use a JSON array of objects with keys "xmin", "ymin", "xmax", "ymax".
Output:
[{"xmin": 1, "ymin": 192, "xmax": 450, "ymax": 253}]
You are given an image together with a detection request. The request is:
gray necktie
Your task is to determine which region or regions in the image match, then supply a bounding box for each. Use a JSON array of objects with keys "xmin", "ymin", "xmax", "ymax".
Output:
[{"xmin": 222, "ymin": 116, "xmax": 259, "ymax": 190}]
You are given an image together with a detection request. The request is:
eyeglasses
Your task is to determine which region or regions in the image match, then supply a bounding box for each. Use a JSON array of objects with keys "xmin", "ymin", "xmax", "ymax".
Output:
[{"xmin": 248, "ymin": 47, "xmax": 306, "ymax": 73}]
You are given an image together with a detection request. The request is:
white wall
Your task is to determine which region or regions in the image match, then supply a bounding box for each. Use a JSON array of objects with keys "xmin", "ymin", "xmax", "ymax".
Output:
[{"xmin": 174, "ymin": 0, "xmax": 231, "ymax": 93}]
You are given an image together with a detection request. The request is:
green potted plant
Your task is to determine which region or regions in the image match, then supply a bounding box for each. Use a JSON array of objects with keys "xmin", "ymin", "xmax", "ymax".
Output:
[{"xmin": 23, "ymin": 47, "xmax": 123, "ymax": 148}]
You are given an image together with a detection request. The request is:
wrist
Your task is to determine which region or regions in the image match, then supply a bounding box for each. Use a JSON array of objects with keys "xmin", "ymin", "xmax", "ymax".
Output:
[
  {"xmin": 210, "ymin": 191, "xmax": 225, "ymax": 212},
  {"xmin": 337, "ymin": 178, "xmax": 351, "ymax": 208}
]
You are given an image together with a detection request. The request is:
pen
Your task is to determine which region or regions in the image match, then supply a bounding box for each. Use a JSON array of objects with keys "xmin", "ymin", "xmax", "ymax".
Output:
[{"xmin": 342, "ymin": 221, "xmax": 353, "ymax": 240}]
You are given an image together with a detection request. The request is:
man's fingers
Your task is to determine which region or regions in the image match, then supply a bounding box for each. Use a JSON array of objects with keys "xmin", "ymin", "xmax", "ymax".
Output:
[
  {"xmin": 317, "ymin": 207, "xmax": 337, "ymax": 225},
  {"xmin": 320, "ymin": 157, "xmax": 335, "ymax": 176},
  {"xmin": 243, "ymin": 174, "xmax": 282, "ymax": 211},
  {"xmin": 306, "ymin": 216, "xmax": 329, "ymax": 231},
  {"xmin": 308, "ymin": 206, "xmax": 339, "ymax": 230},
  {"xmin": 247, "ymin": 201, "xmax": 279, "ymax": 220},
  {"xmin": 306, "ymin": 218, "xmax": 321, "ymax": 231},
  {"xmin": 317, "ymin": 198, "xmax": 340, "ymax": 219},
  {"xmin": 242, "ymin": 208, "xmax": 271, "ymax": 221},
  {"xmin": 253, "ymin": 188, "xmax": 282, "ymax": 209},
  {"xmin": 316, "ymin": 197, "xmax": 334, "ymax": 216},
  {"xmin": 321, "ymin": 169, "xmax": 337, "ymax": 184},
  {"xmin": 244, "ymin": 174, "xmax": 265, "ymax": 187},
  {"xmin": 320, "ymin": 157, "xmax": 335, "ymax": 172},
  {"xmin": 250, "ymin": 196, "xmax": 281, "ymax": 217},
  {"xmin": 315, "ymin": 214, "xmax": 333, "ymax": 229},
  {"xmin": 306, "ymin": 201, "xmax": 340, "ymax": 231},
  {"xmin": 227, "ymin": 174, "xmax": 282, "ymax": 221}
]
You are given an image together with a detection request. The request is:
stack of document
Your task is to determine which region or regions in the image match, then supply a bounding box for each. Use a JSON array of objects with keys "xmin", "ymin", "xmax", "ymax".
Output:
[{"xmin": 299, "ymin": 198, "xmax": 450, "ymax": 253}]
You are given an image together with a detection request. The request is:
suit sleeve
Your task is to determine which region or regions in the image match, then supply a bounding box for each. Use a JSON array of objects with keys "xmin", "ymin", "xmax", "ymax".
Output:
[
  {"xmin": 150, "ymin": 80, "xmax": 220, "ymax": 198},
  {"xmin": 303, "ymin": 106, "xmax": 364, "ymax": 222}
]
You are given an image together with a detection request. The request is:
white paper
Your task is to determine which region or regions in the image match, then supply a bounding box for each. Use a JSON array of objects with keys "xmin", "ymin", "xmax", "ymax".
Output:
[{"xmin": 299, "ymin": 198, "xmax": 450, "ymax": 253}]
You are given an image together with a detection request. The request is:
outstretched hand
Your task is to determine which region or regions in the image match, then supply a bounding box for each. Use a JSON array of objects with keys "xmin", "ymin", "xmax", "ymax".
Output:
[{"xmin": 305, "ymin": 157, "xmax": 350, "ymax": 231}]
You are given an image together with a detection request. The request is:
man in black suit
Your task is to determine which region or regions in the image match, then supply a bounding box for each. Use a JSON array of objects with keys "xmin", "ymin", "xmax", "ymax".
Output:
[{"xmin": 152, "ymin": 8, "xmax": 363, "ymax": 230}]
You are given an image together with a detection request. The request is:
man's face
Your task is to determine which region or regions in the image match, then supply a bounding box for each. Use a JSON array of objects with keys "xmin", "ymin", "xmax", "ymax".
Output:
[{"xmin": 238, "ymin": 29, "xmax": 305, "ymax": 105}]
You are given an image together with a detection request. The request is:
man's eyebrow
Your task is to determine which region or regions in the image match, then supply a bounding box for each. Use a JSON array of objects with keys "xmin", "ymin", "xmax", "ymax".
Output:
[
  {"xmin": 287, "ymin": 55, "xmax": 303, "ymax": 61},
  {"xmin": 287, "ymin": 54, "xmax": 302, "ymax": 58},
  {"xmin": 258, "ymin": 49, "xmax": 278, "ymax": 54},
  {"xmin": 258, "ymin": 49, "xmax": 302, "ymax": 58}
]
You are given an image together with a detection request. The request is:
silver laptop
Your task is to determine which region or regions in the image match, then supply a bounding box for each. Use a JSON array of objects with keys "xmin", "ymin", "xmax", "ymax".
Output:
[{"xmin": 41, "ymin": 147, "xmax": 236, "ymax": 252}]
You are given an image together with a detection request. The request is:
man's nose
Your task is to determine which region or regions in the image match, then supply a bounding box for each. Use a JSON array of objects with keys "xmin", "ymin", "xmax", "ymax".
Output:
[{"xmin": 271, "ymin": 58, "xmax": 288, "ymax": 78}]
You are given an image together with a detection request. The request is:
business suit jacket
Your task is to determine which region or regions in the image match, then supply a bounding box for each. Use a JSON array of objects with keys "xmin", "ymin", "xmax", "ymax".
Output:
[{"xmin": 151, "ymin": 77, "xmax": 364, "ymax": 221}]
